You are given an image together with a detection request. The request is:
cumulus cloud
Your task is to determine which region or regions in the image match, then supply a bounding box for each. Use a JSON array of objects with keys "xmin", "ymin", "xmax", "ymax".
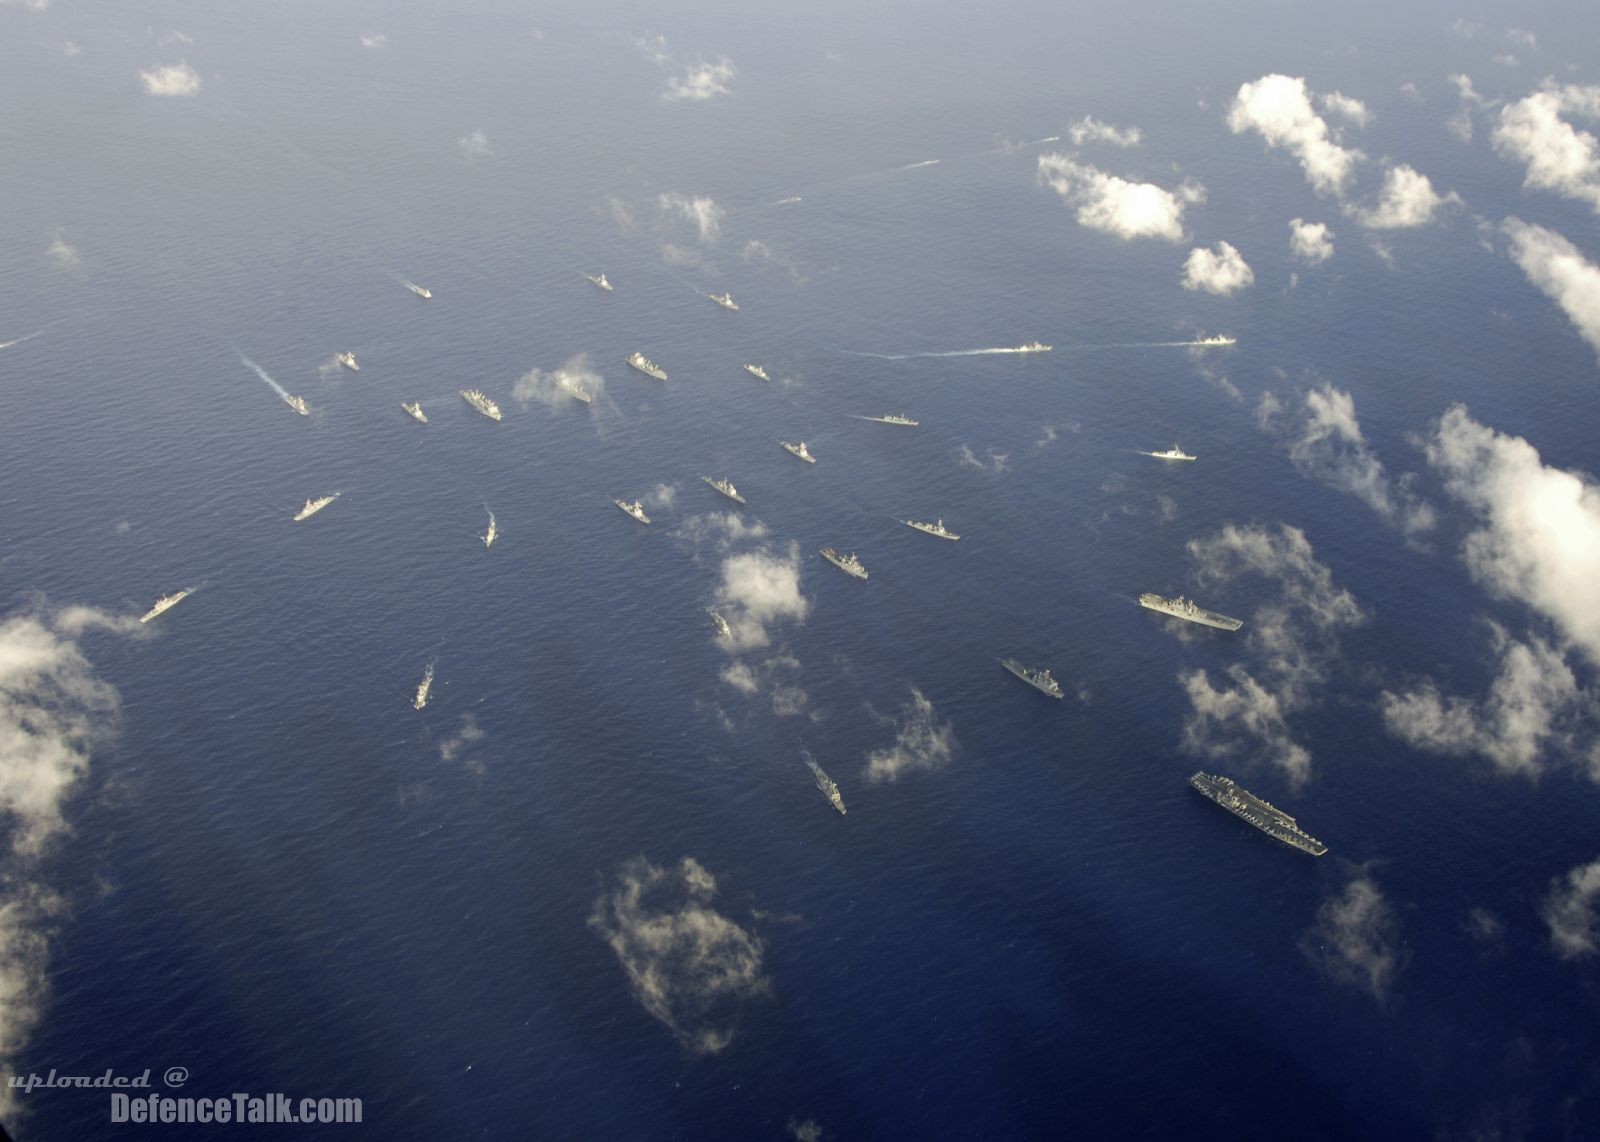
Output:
[
  {"xmin": 1178, "ymin": 524, "xmax": 1365, "ymax": 786},
  {"xmin": 1317, "ymin": 91, "xmax": 1372, "ymax": 128},
  {"xmin": 138, "ymin": 60, "xmax": 201, "ymax": 97},
  {"xmin": 1492, "ymin": 83, "xmax": 1600, "ymax": 212},
  {"xmin": 1447, "ymin": 74, "xmax": 1494, "ymax": 142},
  {"xmin": 1181, "ymin": 241, "xmax": 1254, "ymax": 294},
  {"xmin": 1301, "ymin": 874, "xmax": 1407, "ymax": 1000},
  {"xmin": 1036, "ymin": 154, "xmax": 1202, "ymax": 241},
  {"xmin": 1424, "ymin": 405, "xmax": 1600, "ymax": 665},
  {"xmin": 1227, "ymin": 73, "xmax": 1365, "ymax": 195},
  {"xmin": 678, "ymin": 512, "xmax": 770, "ymax": 557},
  {"xmin": 1348, "ymin": 164, "xmax": 1461, "ymax": 228},
  {"xmin": 359, "ymin": 33, "xmax": 388, "ymax": 50},
  {"xmin": 1502, "ymin": 218, "xmax": 1600, "ymax": 361},
  {"xmin": 438, "ymin": 713, "xmax": 485, "ymax": 771},
  {"xmin": 1067, "ymin": 115, "xmax": 1142, "ymax": 147},
  {"xmin": 46, "ymin": 230, "xmax": 78, "ymax": 268},
  {"xmin": 713, "ymin": 544, "xmax": 809, "ymax": 652},
  {"xmin": 719, "ymin": 653, "xmax": 807, "ymax": 715},
  {"xmin": 1258, "ymin": 383, "xmax": 1435, "ymax": 536},
  {"xmin": 1542, "ymin": 856, "xmax": 1600, "ymax": 959},
  {"xmin": 589, "ymin": 856, "xmax": 769, "ymax": 1054},
  {"xmin": 1381, "ymin": 624, "xmax": 1599, "ymax": 779},
  {"xmin": 664, "ymin": 58, "xmax": 736, "ymax": 102},
  {"xmin": 1289, "ymin": 218, "xmax": 1334, "ymax": 264},
  {"xmin": 513, "ymin": 353, "xmax": 606, "ymax": 410},
  {"xmin": 658, "ymin": 193, "xmax": 724, "ymax": 244},
  {"xmin": 457, "ymin": 129, "xmax": 496, "ymax": 161},
  {"xmin": 863, "ymin": 688, "xmax": 957, "ymax": 784}
]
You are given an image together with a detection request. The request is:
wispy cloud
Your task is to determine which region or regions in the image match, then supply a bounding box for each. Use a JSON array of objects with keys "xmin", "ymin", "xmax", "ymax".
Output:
[
  {"xmin": 658, "ymin": 193, "xmax": 724, "ymax": 244},
  {"xmin": 720, "ymin": 653, "xmax": 808, "ymax": 716},
  {"xmin": 1067, "ymin": 115, "xmax": 1142, "ymax": 147},
  {"xmin": 1301, "ymin": 873, "xmax": 1407, "ymax": 1000},
  {"xmin": 1502, "ymin": 218, "xmax": 1600, "ymax": 361},
  {"xmin": 863, "ymin": 688, "xmax": 957, "ymax": 784},
  {"xmin": 359, "ymin": 33, "xmax": 388, "ymax": 50},
  {"xmin": 1181, "ymin": 241, "xmax": 1254, "ymax": 294},
  {"xmin": 457, "ymin": 129, "xmax": 497, "ymax": 161},
  {"xmin": 138, "ymin": 60, "xmax": 201, "ymax": 97},
  {"xmin": 1227, "ymin": 74, "xmax": 1365, "ymax": 196},
  {"xmin": 665, "ymin": 58, "xmax": 737, "ymax": 102},
  {"xmin": 513, "ymin": 353, "xmax": 607, "ymax": 411},
  {"xmin": 1491, "ymin": 83, "xmax": 1600, "ymax": 212},
  {"xmin": 589, "ymin": 856, "xmax": 769, "ymax": 1054},
  {"xmin": 956, "ymin": 444, "xmax": 1009, "ymax": 472},
  {"xmin": 1317, "ymin": 90, "xmax": 1373, "ymax": 128},
  {"xmin": 1036, "ymin": 154, "xmax": 1203, "ymax": 241},
  {"xmin": 46, "ymin": 229, "xmax": 78, "ymax": 268},
  {"xmin": 1542, "ymin": 856, "xmax": 1600, "ymax": 959},
  {"xmin": 1289, "ymin": 218, "xmax": 1334, "ymax": 264},
  {"xmin": 1348, "ymin": 164, "xmax": 1461, "ymax": 229},
  {"xmin": 438, "ymin": 713, "xmax": 485, "ymax": 772},
  {"xmin": 713, "ymin": 543, "xmax": 809, "ymax": 652}
]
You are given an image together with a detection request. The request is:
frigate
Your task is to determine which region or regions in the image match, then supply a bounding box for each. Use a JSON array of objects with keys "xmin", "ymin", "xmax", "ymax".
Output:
[
  {"xmin": 401, "ymin": 402, "xmax": 429, "ymax": 423},
  {"xmin": 820, "ymin": 547, "xmax": 868, "ymax": 580},
  {"xmin": 336, "ymin": 351, "xmax": 359, "ymax": 372},
  {"xmin": 804, "ymin": 753, "xmax": 847, "ymax": 815},
  {"xmin": 1000, "ymin": 658, "xmax": 1064, "ymax": 699},
  {"xmin": 626, "ymin": 352, "xmax": 667, "ymax": 381},
  {"xmin": 140, "ymin": 589, "xmax": 193, "ymax": 624},
  {"xmin": 615, "ymin": 499, "xmax": 651, "ymax": 524},
  {"xmin": 293, "ymin": 494, "xmax": 338, "ymax": 522},
  {"xmin": 1144, "ymin": 444, "xmax": 1196, "ymax": 461},
  {"xmin": 702, "ymin": 476, "xmax": 746, "ymax": 504},
  {"xmin": 1139, "ymin": 593, "xmax": 1242, "ymax": 631},
  {"xmin": 902, "ymin": 517, "xmax": 959, "ymax": 540},
  {"xmin": 780, "ymin": 440, "xmax": 816, "ymax": 463},
  {"xmin": 461, "ymin": 389, "xmax": 502, "ymax": 421},
  {"xmin": 743, "ymin": 364, "xmax": 770, "ymax": 381}
]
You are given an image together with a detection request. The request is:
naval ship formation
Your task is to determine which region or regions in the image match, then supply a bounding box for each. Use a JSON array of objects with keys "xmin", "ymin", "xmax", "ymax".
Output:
[
  {"xmin": 1189, "ymin": 772, "xmax": 1326, "ymax": 856},
  {"xmin": 294, "ymin": 494, "xmax": 339, "ymax": 522},
  {"xmin": 140, "ymin": 588, "xmax": 193, "ymax": 624},
  {"xmin": 1139, "ymin": 593, "xmax": 1242, "ymax": 631},
  {"xmin": 702, "ymin": 476, "xmax": 745, "ymax": 504},
  {"xmin": 820, "ymin": 547, "xmax": 868, "ymax": 580},
  {"xmin": 1000, "ymin": 658, "xmax": 1063, "ymax": 699},
  {"xmin": 460, "ymin": 389, "xmax": 502, "ymax": 421},
  {"xmin": 627, "ymin": 352, "xmax": 667, "ymax": 381}
]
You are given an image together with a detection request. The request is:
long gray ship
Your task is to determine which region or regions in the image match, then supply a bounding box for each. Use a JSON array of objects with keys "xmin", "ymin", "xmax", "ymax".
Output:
[
  {"xmin": 1188, "ymin": 772, "xmax": 1327, "ymax": 856},
  {"xmin": 1000, "ymin": 658, "xmax": 1063, "ymax": 699},
  {"xmin": 1139, "ymin": 592, "xmax": 1242, "ymax": 631}
]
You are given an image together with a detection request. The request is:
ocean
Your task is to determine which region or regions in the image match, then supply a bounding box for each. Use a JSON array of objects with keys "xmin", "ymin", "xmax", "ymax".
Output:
[{"xmin": 2, "ymin": 1, "xmax": 1599, "ymax": 1138}]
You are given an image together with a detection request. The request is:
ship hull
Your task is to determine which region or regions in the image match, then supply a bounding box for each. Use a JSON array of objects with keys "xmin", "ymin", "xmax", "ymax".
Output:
[
  {"xmin": 1189, "ymin": 773, "xmax": 1326, "ymax": 856},
  {"xmin": 1000, "ymin": 659, "xmax": 1064, "ymax": 699},
  {"xmin": 1139, "ymin": 594, "xmax": 1242, "ymax": 631}
]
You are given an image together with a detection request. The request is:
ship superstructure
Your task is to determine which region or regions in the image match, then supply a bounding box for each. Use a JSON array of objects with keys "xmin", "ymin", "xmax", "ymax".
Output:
[
  {"xmin": 401, "ymin": 402, "xmax": 428, "ymax": 423},
  {"xmin": 820, "ymin": 547, "xmax": 868, "ymax": 580},
  {"xmin": 780, "ymin": 440, "xmax": 816, "ymax": 464},
  {"xmin": 743, "ymin": 364, "xmax": 770, "ymax": 381},
  {"xmin": 702, "ymin": 476, "xmax": 746, "ymax": 504},
  {"xmin": 336, "ymin": 352, "xmax": 359, "ymax": 372},
  {"xmin": 586, "ymin": 273, "xmax": 613, "ymax": 292},
  {"xmin": 140, "ymin": 588, "xmax": 193, "ymax": 624},
  {"xmin": 615, "ymin": 499, "xmax": 651, "ymax": 524},
  {"xmin": 461, "ymin": 389, "xmax": 502, "ymax": 421},
  {"xmin": 293, "ymin": 493, "xmax": 339, "ymax": 522},
  {"xmin": 626, "ymin": 352, "xmax": 667, "ymax": 381},
  {"xmin": 1139, "ymin": 593, "xmax": 1242, "ymax": 631},
  {"xmin": 708, "ymin": 292, "xmax": 738, "ymax": 311},
  {"xmin": 1000, "ymin": 658, "xmax": 1064, "ymax": 699},
  {"xmin": 1189, "ymin": 772, "xmax": 1326, "ymax": 856}
]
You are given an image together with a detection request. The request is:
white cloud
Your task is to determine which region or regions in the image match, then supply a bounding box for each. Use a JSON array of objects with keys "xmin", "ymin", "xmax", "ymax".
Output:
[
  {"xmin": 1447, "ymin": 73, "xmax": 1494, "ymax": 142},
  {"xmin": 513, "ymin": 353, "xmax": 607, "ymax": 411},
  {"xmin": 665, "ymin": 58, "xmax": 736, "ymax": 102},
  {"xmin": 1227, "ymin": 74, "xmax": 1365, "ymax": 195},
  {"xmin": 157, "ymin": 30, "xmax": 194, "ymax": 47},
  {"xmin": 47, "ymin": 230, "xmax": 78, "ymax": 268},
  {"xmin": 1348, "ymin": 164, "xmax": 1461, "ymax": 228},
  {"xmin": 457, "ymin": 129, "xmax": 496, "ymax": 161},
  {"xmin": 1502, "ymin": 218, "xmax": 1600, "ymax": 361},
  {"xmin": 719, "ymin": 653, "xmax": 807, "ymax": 715},
  {"xmin": 863, "ymin": 688, "xmax": 957, "ymax": 784},
  {"xmin": 1424, "ymin": 405, "xmax": 1600, "ymax": 666},
  {"xmin": 1492, "ymin": 83, "xmax": 1600, "ymax": 212},
  {"xmin": 679, "ymin": 513, "xmax": 770, "ymax": 557},
  {"xmin": 1506, "ymin": 27, "xmax": 1538, "ymax": 52},
  {"xmin": 1181, "ymin": 241, "xmax": 1254, "ymax": 294},
  {"xmin": 1178, "ymin": 524, "xmax": 1365, "ymax": 786},
  {"xmin": 658, "ymin": 193, "xmax": 724, "ymax": 243},
  {"xmin": 1300, "ymin": 874, "xmax": 1407, "ymax": 1000},
  {"xmin": 1317, "ymin": 90, "xmax": 1373, "ymax": 128},
  {"xmin": 634, "ymin": 34, "xmax": 671, "ymax": 67},
  {"xmin": 1067, "ymin": 115, "xmax": 1142, "ymax": 147},
  {"xmin": 713, "ymin": 544, "xmax": 809, "ymax": 651},
  {"xmin": 1289, "ymin": 218, "xmax": 1334, "ymax": 264},
  {"xmin": 1381, "ymin": 624, "xmax": 1599, "ymax": 779},
  {"xmin": 589, "ymin": 856, "xmax": 769, "ymax": 1054},
  {"xmin": 1036, "ymin": 154, "xmax": 1202, "ymax": 241},
  {"xmin": 1259, "ymin": 383, "xmax": 1435, "ymax": 536},
  {"xmin": 1542, "ymin": 856, "xmax": 1600, "ymax": 959},
  {"xmin": 359, "ymin": 33, "xmax": 388, "ymax": 50},
  {"xmin": 2, "ymin": 0, "xmax": 50, "ymax": 10},
  {"xmin": 138, "ymin": 60, "xmax": 201, "ymax": 97},
  {"xmin": 438, "ymin": 713, "xmax": 485, "ymax": 771},
  {"xmin": 955, "ymin": 445, "xmax": 1008, "ymax": 472}
]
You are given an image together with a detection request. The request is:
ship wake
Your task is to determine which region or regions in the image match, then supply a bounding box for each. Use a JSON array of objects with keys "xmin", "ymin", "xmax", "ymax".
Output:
[
  {"xmin": 841, "ymin": 345, "xmax": 1046, "ymax": 360},
  {"xmin": 237, "ymin": 352, "xmax": 300, "ymax": 409}
]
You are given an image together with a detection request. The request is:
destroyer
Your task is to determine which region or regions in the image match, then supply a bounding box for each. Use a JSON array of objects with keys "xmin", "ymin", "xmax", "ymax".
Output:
[
  {"xmin": 615, "ymin": 499, "xmax": 651, "ymax": 525},
  {"xmin": 1000, "ymin": 658, "xmax": 1064, "ymax": 699},
  {"xmin": 558, "ymin": 374, "xmax": 593, "ymax": 404},
  {"xmin": 407, "ymin": 282, "xmax": 432, "ymax": 299},
  {"xmin": 1144, "ymin": 444, "xmax": 1196, "ymax": 461},
  {"xmin": 902, "ymin": 517, "xmax": 959, "ymax": 541},
  {"xmin": 1189, "ymin": 772, "xmax": 1326, "ymax": 856},
  {"xmin": 293, "ymin": 494, "xmax": 339, "ymax": 522},
  {"xmin": 860, "ymin": 413, "xmax": 919, "ymax": 427},
  {"xmin": 780, "ymin": 440, "xmax": 816, "ymax": 464},
  {"xmin": 708, "ymin": 610, "xmax": 732, "ymax": 640},
  {"xmin": 401, "ymin": 401, "xmax": 429, "ymax": 423},
  {"xmin": 1011, "ymin": 341, "xmax": 1051, "ymax": 353},
  {"xmin": 743, "ymin": 364, "xmax": 770, "ymax": 381},
  {"xmin": 804, "ymin": 752, "xmax": 847, "ymax": 815},
  {"xmin": 626, "ymin": 352, "xmax": 667, "ymax": 381},
  {"xmin": 413, "ymin": 663, "xmax": 434, "ymax": 710},
  {"xmin": 585, "ymin": 273, "xmax": 614, "ymax": 292},
  {"xmin": 702, "ymin": 476, "xmax": 746, "ymax": 504},
  {"xmin": 460, "ymin": 389, "xmax": 502, "ymax": 421},
  {"xmin": 1139, "ymin": 592, "xmax": 1242, "ymax": 631},
  {"xmin": 286, "ymin": 394, "xmax": 310, "ymax": 416},
  {"xmin": 1193, "ymin": 334, "xmax": 1235, "ymax": 347},
  {"xmin": 482, "ymin": 511, "xmax": 497, "ymax": 549},
  {"xmin": 820, "ymin": 547, "xmax": 868, "ymax": 580},
  {"xmin": 335, "ymin": 351, "xmax": 359, "ymax": 372},
  {"xmin": 708, "ymin": 292, "xmax": 738, "ymax": 311},
  {"xmin": 140, "ymin": 588, "xmax": 193, "ymax": 624}
]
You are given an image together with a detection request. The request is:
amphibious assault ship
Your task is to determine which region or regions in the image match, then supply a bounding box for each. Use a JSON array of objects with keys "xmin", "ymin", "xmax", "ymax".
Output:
[
  {"xmin": 1139, "ymin": 593, "xmax": 1242, "ymax": 631},
  {"xmin": 1000, "ymin": 658, "xmax": 1064, "ymax": 699},
  {"xmin": 820, "ymin": 547, "xmax": 868, "ymax": 580},
  {"xmin": 626, "ymin": 352, "xmax": 667, "ymax": 381},
  {"xmin": 1189, "ymin": 772, "xmax": 1326, "ymax": 856}
]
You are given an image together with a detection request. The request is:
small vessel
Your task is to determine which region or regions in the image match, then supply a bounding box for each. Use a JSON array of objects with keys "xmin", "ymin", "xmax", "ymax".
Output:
[
  {"xmin": 585, "ymin": 273, "xmax": 614, "ymax": 292},
  {"xmin": 780, "ymin": 440, "xmax": 816, "ymax": 464},
  {"xmin": 1189, "ymin": 772, "xmax": 1326, "ymax": 856},
  {"xmin": 482, "ymin": 511, "xmax": 497, "ymax": 549},
  {"xmin": 413, "ymin": 663, "xmax": 434, "ymax": 710},
  {"xmin": 743, "ymin": 364, "xmax": 770, "ymax": 381},
  {"xmin": 139, "ymin": 588, "xmax": 193, "ymax": 624},
  {"xmin": 860, "ymin": 413, "xmax": 919, "ymax": 427},
  {"xmin": 701, "ymin": 476, "xmax": 745, "ymax": 505},
  {"xmin": 401, "ymin": 401, "xmax": 428, "ymax": 423},
  {"xmin": 708, "ymin": 292, "xmax": 739, "ymax": 311},
  {"xmin": 407, "ymin": 282, "xmax": 432, "ymax": 299},
  {"xmin": 804, "ymin": 753, "xmax": 847, "ymax": 815},
  {"xmin": 1011, "ymin": 341, "xmax": 1051, "ymax": 353},
  {"xmin": 820, "ymin": 547, "xmax": 868, "ymax": 581},
  {"xmin": 293, "ymin": 493, "xmax": 339, "ymax": 522},
  {"xmin": 615, "ymin": 499, "xmax": 651, "ymax": 524},
  {"xmin": 1139, "ymin": 592, "xmax": 1243, "ymax": 631},
  {"xmin": 1000, "ymin": 657, "xmax": 1064, "ymax": 700},
  {"xmin": 626, "ymin": 352, "xmax": 667, "ymax": 381},
  {"xmin": 708, "ymin": 610, "xmax": 732, "ymax": 640},
  {"xmin": 286, "ymin": 394, "xmax": 310, "ymax": 416},
  {"xmin": 558, "ymin": 375, "xmax": 593, "ymax": 404},
  {"xmin": 460, "ymin": 389, "xmax": 502, "ymax": 421},
  {"xmin": 1145, "ymin": 444, "xmax": 1196, "ymax": 461},
  {"xmin": 1193, "ymin": 334, "xmax": 1236, "ymax": 347},
  {"xmin": 902, "ymin": 517, "xmax": 959, "ymax": 541},
  {"xmin": 336, "ymin": 351, "xmax": 359, "ymax": 372}
]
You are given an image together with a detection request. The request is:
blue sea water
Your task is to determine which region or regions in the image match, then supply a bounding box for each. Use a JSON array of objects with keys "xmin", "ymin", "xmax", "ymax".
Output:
[{"xmin": 3, "ymin": 1, "xmax": 1600, "ymax": 1138}]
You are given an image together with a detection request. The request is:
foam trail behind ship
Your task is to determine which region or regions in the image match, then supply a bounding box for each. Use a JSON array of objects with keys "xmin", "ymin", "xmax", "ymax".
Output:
[
  {"xmin": 842, "ymin": 338, "xmax": 1228, "ymax": 359},
  {"xmin": 236, "ymin": 352, "xmax": 295, "ymax": 404},
  {"xmin": 839, "ymin": 346, "xmax": 1047, "ymax": 360}
]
